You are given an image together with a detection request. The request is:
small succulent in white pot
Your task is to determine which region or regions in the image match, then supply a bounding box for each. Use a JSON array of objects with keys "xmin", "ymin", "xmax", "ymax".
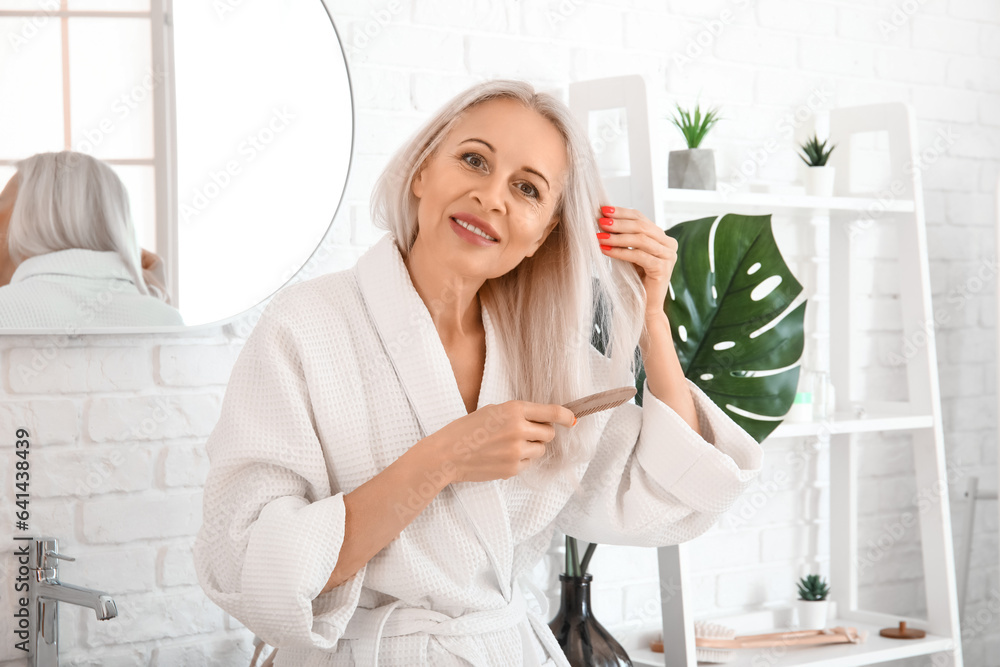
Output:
[
  {"xmin": 667, "ymin": 102, "xmax": 722, "ymax": 190},
  {"xmin": 798, "ymin": 133, "xmax": 837, "ymax": 197},
  {"xmin": 795, "ymin": 574, "xmax": 831, "ymax": 630}
]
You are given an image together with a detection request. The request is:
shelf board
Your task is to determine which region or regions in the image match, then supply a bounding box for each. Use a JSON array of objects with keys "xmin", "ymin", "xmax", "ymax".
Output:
[
  {"xmin": 662, "ymin": 188, "xmax": 915, "ymax": 214},
  {"xmin": 767, "ymin": 413, "xmax": 934, "ymax": 439},
  {"xmin": 627, "ymin": 618, "xmax": 953, "ymax": 667}
]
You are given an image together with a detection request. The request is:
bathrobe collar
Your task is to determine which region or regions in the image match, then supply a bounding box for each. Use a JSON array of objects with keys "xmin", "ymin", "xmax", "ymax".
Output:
[
  {"xmin": 354, "ymin": 232, "xmax": 515, "ymax": 602},
  {"xmin": 9, "ymin": 248, "xmax": 134, "ymax": 285}
]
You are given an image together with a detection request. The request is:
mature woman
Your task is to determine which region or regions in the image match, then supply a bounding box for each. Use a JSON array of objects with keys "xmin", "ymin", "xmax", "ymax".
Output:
[
  {"xmin": 193, "ymin": 79, "xmax": 763, "ymax": 667},
  {"xmin": 0, "ymin": 151, "xmax": 182, "ymax": 329}
]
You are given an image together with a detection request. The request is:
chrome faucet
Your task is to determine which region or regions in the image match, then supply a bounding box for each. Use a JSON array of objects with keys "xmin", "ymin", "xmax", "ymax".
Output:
[{"xmin": 27, "ymin": 537, "xmax": 118, "ymax": 667}]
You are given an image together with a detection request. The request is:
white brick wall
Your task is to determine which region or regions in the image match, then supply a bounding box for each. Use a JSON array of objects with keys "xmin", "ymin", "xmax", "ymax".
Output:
[{"xmin": 2, "ymin": 0, "xmax": 998, "ymax": 664}]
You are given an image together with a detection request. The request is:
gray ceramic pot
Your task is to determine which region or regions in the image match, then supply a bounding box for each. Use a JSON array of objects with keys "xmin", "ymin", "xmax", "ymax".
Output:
[{"xmin": 668, "ymin": 148, "xmax": 716, "ymax": 190}]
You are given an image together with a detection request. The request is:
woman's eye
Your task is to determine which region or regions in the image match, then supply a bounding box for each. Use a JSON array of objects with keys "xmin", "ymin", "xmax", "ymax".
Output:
[
  {"xmin": 462, "ymin": 153, "xmax": 485, "ymax": 168},
  {"xmin": 519, "ymin": 183, "xmax": 539, "ymax": 198}
]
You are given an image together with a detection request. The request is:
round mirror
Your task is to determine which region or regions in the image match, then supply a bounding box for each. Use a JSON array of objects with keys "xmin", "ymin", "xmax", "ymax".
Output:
[{"xmin": 0, "ymin": 0, "xmax": 353, "ymax": 333}]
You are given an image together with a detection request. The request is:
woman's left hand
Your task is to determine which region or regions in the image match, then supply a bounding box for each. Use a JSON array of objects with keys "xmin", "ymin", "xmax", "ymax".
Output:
[{"xmin": 597, "ymin": 205, "xmax": 677, "ymax": 319}]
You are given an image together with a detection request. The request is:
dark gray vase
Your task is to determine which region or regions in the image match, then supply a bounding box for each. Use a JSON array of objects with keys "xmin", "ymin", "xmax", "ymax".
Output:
[
  {"xmin": 668, "ymin": 149, "xmax": 716, "ymax": 190},
  {"xmin": 548, "ymin": 573, "xmax": 632, "ymax": 666}
]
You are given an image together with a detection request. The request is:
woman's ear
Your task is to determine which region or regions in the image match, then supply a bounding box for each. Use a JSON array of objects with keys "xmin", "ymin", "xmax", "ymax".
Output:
[
  {"xmin": 411, "ymin": 167, "xmax": 424, "ymax": 199},
  {"xmin": 411, "ymin": 153, "xmax": 434, "ymax": 199}
]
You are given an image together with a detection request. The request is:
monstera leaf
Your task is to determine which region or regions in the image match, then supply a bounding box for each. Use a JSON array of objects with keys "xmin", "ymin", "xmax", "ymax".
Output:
[
  {"xmin": 575, "ymin": 213, "xmax": 803, "ymax": 571},
  {"xmin": 634, "ymin": 213, "xmax": 806, "ymax": 443}
]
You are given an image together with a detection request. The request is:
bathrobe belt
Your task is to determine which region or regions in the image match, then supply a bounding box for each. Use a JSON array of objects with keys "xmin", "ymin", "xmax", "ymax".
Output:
[{"xmin": 340, "ymin": 573, "xmax": 562, "ymax": 667}]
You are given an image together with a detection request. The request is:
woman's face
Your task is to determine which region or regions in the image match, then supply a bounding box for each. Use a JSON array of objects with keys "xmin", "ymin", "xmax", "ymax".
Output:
[{"xmin": 410, "ymin": 97, "xmax": 568, "ymax": 278}]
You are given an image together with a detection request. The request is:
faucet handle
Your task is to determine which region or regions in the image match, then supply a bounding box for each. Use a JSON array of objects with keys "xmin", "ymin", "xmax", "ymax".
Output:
[{"xmin": 45, "ymin": 550, "xmax": 76, "ymax": 563}]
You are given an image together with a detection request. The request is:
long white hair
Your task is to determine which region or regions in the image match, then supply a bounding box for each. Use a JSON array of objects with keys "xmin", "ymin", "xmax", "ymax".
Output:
[
  {"xmin": 8, "ymin": 151, "xmax": 152, "ymax": 297},
  {"xmin": 370, "ymin": 79, "xmax": 648, "ymax": 492}
]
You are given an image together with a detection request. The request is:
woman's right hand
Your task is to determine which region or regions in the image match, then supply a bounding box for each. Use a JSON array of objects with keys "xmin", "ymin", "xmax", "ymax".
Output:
[{"xmin": 429, "ymin": 401, "xmax": 576, "ymax": 483}]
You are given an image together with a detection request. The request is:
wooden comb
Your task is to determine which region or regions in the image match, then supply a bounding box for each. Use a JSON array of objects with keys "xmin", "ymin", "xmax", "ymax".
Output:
[{"xmin": 562, "ymin": 386, "xmax": 637, "ymax": 419}]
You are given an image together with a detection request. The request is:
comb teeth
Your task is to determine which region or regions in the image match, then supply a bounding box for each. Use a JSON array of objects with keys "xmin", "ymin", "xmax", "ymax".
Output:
[
  {"xmin": 574, "ymin": 399, "xmax": 628, "ymax": 418},
  {"xmin": 563, "ymin": 386, "xmax": 637, "ymax": 419}
]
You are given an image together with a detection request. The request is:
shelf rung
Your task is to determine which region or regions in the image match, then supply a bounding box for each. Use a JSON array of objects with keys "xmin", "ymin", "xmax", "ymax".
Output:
[{"xmin": 768, "ymin": 413, "xmax": 934, "ymax": 439}]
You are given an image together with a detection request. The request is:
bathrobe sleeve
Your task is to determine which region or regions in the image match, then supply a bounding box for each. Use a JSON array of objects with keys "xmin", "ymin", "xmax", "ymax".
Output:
[
  {"xmin": 554, "ymin": 346, "xmax": 764, "ymax": 547},
  {"xmin": 192, "ymin": 287, "xmax": 365, "ymax": 651}
]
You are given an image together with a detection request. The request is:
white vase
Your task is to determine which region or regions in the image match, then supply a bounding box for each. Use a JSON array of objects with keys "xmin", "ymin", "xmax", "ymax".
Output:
[
  {"xmin": 805, "ymin": 166, "xmax": 836, "ymax": 197},
  {"xmin": 795, "ymin": 599, "xmax": 829, "ymax": 630}
]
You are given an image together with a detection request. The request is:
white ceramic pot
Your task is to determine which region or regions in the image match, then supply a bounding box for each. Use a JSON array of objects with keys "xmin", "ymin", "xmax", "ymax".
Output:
[
  {"xmin": 805, "ymin": 166, "xmax": 836, "ymax": 197},
  {"xmin": 795, "ymin": 599, "xmax": 829, "ymax": 630}
]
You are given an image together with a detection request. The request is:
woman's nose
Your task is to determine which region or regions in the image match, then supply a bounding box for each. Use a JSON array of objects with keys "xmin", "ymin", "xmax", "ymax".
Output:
[{"xmin": 471, "ymin": 174, "xmax": 507, "ymax": 212}]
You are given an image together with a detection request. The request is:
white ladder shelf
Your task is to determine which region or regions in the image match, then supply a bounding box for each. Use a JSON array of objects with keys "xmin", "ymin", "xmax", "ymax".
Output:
[{"xmin": 568, "ymin": 77, "xmax": 963, "ymax": 667}]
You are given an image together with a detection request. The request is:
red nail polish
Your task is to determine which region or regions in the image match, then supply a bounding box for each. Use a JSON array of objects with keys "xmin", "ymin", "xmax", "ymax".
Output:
[
  {"xmin": 600, "ymin": 244, "xmax": 612, "ymax": 251},
  {"xmin": 597, "ymin": 232, "xmax": 610, "ymax": 239},
  {"xmin": 599, "ymin": 217, "xmax": 613, "ymax": 226},
  {"xmin": 601, "ymin": 206, "xmax": 615, "ymax": 215}
]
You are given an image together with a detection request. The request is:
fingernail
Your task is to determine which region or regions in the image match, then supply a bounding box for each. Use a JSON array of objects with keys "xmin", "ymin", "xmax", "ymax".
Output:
[
  {"xmin": 572, "ymin": 417, "xmax": 577, "ymax": 427},
  {"xmin": 596, "ymin": 232, "xmax": 610, "ymax": 239},
  {"xmin": 601, "ymin": 206, "xmax": 615, "ymax": 215},
  {"xmin": 599, "ymin": 217, "xmax": 613, "ymax": 226},
  {"xmin": 600, "ymin": 245, "xmax": 612, "ymax": 251}
]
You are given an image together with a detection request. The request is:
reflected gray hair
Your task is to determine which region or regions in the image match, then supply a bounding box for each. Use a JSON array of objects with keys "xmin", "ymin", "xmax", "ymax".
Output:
[
  {"xmin": 8, "ymin": 151, "xmax": 152, "ymax": 297},
  {"xmin": 370, "ymin": 79, "xmax": 648, "ymax": 492}
]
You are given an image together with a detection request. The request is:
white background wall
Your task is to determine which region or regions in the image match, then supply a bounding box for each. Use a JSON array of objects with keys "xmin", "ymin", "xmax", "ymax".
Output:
[{"xmin": 1, "ymin": 0, "xmax": 998, "ymax": 664}]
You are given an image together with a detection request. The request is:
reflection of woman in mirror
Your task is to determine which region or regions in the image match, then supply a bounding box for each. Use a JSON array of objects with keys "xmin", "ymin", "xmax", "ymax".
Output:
[
  {"xmin": 194, "ymin": 80, "xmax": 762, "ymax": 667},
  {"xmin": 0, "ymin": 151, "xmax": 183, "ymax": 328}
]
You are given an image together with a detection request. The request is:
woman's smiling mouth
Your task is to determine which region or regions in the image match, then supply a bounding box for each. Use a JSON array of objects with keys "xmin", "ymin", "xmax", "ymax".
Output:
[{"xmin": 450, "ymin": 216, "xmax": 500, "ymax": 245}]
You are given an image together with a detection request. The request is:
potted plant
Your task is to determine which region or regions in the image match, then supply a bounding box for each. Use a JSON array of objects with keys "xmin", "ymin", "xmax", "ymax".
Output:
[
  {"xmin": 798, "ymin": 133, "xmax": 837, "ymax": 197},
  {"xmin": 667, "ymin": 102, "xmax": 721, "ymax": 191},
  {"xmin": 795, "ymin": 574, "xmax": 831, "ymax": 630}
]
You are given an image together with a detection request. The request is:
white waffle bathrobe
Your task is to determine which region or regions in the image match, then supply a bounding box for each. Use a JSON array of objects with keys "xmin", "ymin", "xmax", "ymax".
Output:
[{"xmin": 192, "ymin": 232, "xmax": 764, "ymax": 667}]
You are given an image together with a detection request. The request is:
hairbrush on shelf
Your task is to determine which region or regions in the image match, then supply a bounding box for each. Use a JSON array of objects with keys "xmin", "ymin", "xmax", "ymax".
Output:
[
  {"xmin": 649, "ymin": 621, "xmax": 868, "ymax": 664},
  {"xmin": 562, "ymin": 386, "xmax": 636, "ymax": 419}
]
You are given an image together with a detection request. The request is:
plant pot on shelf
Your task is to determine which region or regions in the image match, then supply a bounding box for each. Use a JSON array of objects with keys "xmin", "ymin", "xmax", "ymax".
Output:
[
  {"xmin": 668, "ymin": 148, "xmax": 716, "ymax": 190},
  {"xmin": 804, "ymin": 165, "xmax": 836, "ymax": 197},
  {"xmin": 548, "ymin": 573, "xmax": 633, "ymax": 666},
  {"xmin": 795, "ymin": 598, "xmax": 829, "ymax": 630}
]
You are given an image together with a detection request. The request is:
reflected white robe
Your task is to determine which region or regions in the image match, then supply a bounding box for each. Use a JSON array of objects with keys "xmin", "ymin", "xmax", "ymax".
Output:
[
  {"xmin": 0, "ymin": 248, "xmax": 183, "ymax": 329},
  {"xmin": 192, "ymin": 232, "xmax": 764, "ymax": 667}
]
